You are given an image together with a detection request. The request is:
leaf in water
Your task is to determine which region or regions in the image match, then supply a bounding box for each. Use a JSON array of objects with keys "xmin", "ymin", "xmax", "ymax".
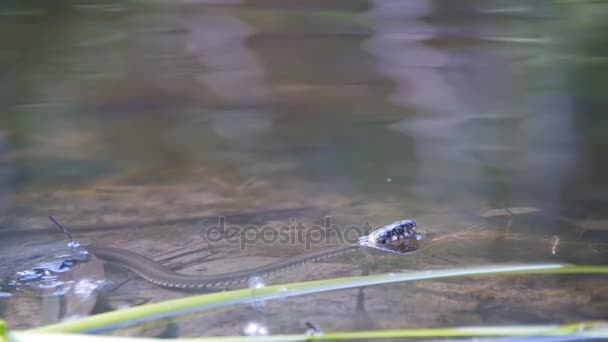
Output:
[{"xmin": 480, "ymin": 207, "xmax": 541, "ymax": 218}]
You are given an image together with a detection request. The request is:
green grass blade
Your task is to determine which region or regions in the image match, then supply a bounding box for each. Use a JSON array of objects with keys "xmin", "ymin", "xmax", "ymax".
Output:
[
  {"xmin": 11, "ymin": 322, "xmax": 608, "ymax": 341},
  {"xmin": 27, "ymin": 263, "xmax": 608, "ymax": 334}
]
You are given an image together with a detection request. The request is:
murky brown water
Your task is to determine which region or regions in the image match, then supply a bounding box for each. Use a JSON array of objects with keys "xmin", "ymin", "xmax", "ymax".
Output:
[{"xmin": 1, "ymin": 0, "xmax": 607, "ymax": 337}]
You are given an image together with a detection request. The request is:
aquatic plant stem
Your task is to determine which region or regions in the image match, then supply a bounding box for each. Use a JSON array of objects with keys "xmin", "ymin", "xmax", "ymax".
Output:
[
  {"xmin": 27, "ymin": 263, "xmax": 608, "ymax": 334},
  {"xmin": 10, "ymin": 322, "xmax": 608, "ymax": 341}
]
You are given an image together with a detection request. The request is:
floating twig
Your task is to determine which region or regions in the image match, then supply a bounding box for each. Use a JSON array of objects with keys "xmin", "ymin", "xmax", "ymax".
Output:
[{"xmin": 49, "ymin": 216, "xmax": 75, "ymax": 252}]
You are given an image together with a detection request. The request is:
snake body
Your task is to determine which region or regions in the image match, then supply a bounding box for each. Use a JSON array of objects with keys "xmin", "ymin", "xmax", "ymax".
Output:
[
  {"xmin": 90, "ymin": 244, "xmax": 360, "ymax": 290},
  {"xmin": 89, "ymin": 219, "xmax": 419, "ymax": 290}
]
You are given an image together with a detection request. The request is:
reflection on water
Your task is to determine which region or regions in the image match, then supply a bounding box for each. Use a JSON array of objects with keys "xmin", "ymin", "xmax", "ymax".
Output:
[
  {"xmin": 0, "ymin": 0, "xmax": 607, "ymax": 337},
  {"xmin": 366, "ymin": 0, "xmax": 578, "ymax": 215},
  {"xmin": 185, "ymin": 11, "xmax": 274, "ymax": 150},
  {"xmin": 0, "ymin": 240, "xmax": 105, "ymax": 327}
]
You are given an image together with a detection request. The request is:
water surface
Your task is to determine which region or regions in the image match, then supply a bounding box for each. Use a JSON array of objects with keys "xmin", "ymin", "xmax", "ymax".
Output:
[{"xmin": 0, "ymin": 0, "xmax": 607, "ymax": 336}]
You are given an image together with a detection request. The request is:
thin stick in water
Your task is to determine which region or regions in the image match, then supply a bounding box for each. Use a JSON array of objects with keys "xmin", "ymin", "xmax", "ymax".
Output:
[{"xmin": 49, "ymin": 216, "xmax": 74, "ymax": 252}]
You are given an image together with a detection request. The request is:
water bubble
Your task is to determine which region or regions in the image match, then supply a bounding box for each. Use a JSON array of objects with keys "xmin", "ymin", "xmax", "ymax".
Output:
[
  {"xmin": 248, "ymin": 277, "xmax": 267, "ymax": 310},
  {"xmin": 248, "ymin": 277, "xmax": 265, "ymax": 289},
  {"xmin": 242, "ymin": 321, "xmax": 269, "ymax": 336},
  {"xmin": 257, "ymin": 326, "xmax": 269, "ymax": 335}
]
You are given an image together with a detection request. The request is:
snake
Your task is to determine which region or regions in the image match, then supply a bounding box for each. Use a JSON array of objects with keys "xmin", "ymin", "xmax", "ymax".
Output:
[{"xmin": 89, "ymin": 219, "xmax": 419, "ymax": 290}]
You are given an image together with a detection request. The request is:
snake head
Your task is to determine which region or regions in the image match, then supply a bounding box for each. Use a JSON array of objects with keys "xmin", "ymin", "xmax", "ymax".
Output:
[{"xmin": 362, "ymin": 219, "xmax": 417, "ymax": 246}]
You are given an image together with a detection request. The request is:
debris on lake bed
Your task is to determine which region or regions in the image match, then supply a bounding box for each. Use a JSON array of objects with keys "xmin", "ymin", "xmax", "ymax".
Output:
[{"xmin": 479, "ymin": 207, "xmax": 542, "ymax": 218}]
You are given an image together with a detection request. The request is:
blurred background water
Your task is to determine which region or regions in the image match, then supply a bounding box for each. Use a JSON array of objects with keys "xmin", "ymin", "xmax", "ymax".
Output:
[{"xmin": 0, "ymin": 0, "xmax": 607, "ymax": 337}]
